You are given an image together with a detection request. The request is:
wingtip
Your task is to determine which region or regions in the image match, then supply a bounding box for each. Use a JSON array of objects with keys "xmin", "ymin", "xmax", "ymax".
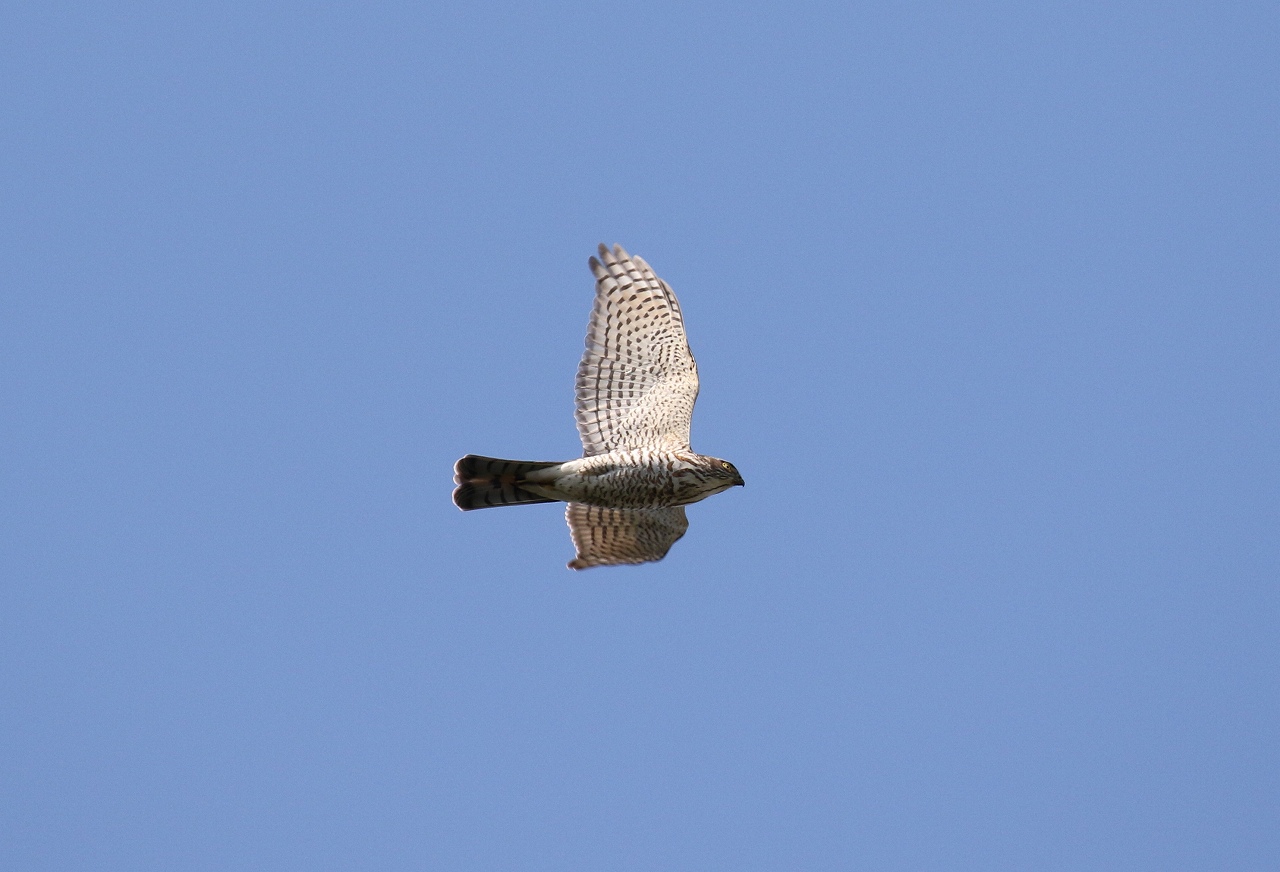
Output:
[
  {"xmin": 596, "ymin": 243, "xmax": 634, "ymax": 262},
  {"xmin": 592, "ymin": 243, "xmax": 633, "ymax": 271}
]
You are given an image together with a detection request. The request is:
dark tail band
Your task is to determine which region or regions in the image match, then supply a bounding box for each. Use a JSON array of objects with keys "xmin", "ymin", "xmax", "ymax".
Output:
[{"xmin": 452, "ymin": 455, "xmax": 562, "ymax": 510}]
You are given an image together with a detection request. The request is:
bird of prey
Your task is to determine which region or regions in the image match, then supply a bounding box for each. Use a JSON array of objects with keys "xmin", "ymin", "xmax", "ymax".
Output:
[{"xmin": 453, "ymin": 244, "xmax": 744, "ymax": 569}]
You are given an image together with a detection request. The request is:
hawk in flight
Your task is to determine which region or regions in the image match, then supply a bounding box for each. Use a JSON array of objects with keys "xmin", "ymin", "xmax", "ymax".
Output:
[{"xmin": 453, "ymin": 244, "xmax": 744, "ymax": 569}]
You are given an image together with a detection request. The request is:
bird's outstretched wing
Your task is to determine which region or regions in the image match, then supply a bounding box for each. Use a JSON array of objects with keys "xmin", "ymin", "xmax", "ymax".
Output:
[
  {"xmin": 565, "ymin": 504, "xmax": 689, "ymax": 569},
  {"xmin": 575, "ymin": 244, "xmax": 699, "ymax": 456}
]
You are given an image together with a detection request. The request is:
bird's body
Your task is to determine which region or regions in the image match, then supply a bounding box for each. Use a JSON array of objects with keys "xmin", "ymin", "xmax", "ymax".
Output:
[
  {"xmin": 453, "ymin": 244, "xmax": 743, "ymax": 569},
  {"xmin": 484, "ymin": 448, "xmax": 739, "ymax": 509}
]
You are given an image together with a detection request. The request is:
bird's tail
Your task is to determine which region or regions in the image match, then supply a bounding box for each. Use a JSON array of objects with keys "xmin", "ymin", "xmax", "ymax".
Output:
[{"xmin": 452, "ymin": 455, "xmax": 562, "ymax": 511}]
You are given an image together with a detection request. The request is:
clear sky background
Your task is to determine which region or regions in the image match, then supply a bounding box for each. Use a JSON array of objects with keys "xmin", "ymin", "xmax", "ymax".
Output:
[{"xmin": 3, "ymin": 2, "xmax": 1277, "ymax": 870}]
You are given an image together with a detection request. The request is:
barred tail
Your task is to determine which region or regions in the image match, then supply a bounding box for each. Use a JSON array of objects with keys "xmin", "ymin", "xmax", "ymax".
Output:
[{"xmin": 452, "ymin": 455, "xmax": 562, "ymax": 511}]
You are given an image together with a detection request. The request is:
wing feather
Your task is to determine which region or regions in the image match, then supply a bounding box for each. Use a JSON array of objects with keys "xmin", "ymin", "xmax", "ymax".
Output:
[
  {"xmin": 575, "ymin": 244, "xmax": 699, "ymax": 456},
  {"xmin": 565, "ymin": 503, "xmax": 689, "ymax": 569}
]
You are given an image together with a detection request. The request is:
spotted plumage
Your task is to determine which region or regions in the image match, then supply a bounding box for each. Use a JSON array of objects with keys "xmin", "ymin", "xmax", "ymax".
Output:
[{"xmin": 453, "ymin": 244, "xmax": 743, "ymax": 569}]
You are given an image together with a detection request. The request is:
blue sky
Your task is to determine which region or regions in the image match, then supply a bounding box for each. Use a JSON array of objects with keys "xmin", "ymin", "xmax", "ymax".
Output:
[{"xmin": 3, "ymin": 2, "xmax": 1277, "ymax": 869}]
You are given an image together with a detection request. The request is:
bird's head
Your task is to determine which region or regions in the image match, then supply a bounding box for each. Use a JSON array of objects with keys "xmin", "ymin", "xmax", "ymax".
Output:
[{"xmin": 706, "ymin": 457, "xmax": 745, "ymax": 489}]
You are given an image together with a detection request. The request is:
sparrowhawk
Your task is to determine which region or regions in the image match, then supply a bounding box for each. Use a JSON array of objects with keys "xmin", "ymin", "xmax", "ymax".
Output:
[{"xmin": 453, "ymin": 244, "xmax": 743, "ymax": 569}]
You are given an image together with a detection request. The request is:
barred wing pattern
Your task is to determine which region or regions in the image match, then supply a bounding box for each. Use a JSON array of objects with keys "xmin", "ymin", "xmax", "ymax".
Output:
[
  {"xmin": 575, "ymin": 244, "xmax": 699, "ymax": 456},
  {"xmin": 565, "ymin": 504, "xmax": 689, "ymax": 569}
]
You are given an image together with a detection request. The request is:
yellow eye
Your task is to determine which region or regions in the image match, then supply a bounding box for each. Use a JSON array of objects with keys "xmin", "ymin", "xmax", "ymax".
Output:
[{"xmin": 721, "ymin": 461, "xmax": 732, "ymax": 470}]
